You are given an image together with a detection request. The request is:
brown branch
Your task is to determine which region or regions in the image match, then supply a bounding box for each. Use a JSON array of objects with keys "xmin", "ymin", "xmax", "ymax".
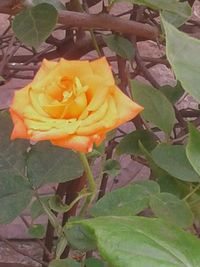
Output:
[{"xmin": 58, "ymin": 11, "xmax": 159, "ymax": 40}]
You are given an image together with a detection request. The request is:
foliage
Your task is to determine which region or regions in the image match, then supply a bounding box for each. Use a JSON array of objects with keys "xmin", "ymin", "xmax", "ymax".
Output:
[{"xmin": 0, "ymin": 0, "xmax": 200, "ymax": 267}]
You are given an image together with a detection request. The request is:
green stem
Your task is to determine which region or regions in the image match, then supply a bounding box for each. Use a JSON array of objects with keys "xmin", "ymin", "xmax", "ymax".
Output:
[
  {"xmin": 183, "ymin": 183, "xmax": 200, "ymax": 201},
  {"xmin": 34, "ymin": 191, "xmax": 62, "ymax": 236},
  {"xmin": 79, "ymin": 152, "xmax": 96, "ymax": 193},
  {"xmin": 78, "ymin": 153, "xmax": 96, "ymax": 216}
]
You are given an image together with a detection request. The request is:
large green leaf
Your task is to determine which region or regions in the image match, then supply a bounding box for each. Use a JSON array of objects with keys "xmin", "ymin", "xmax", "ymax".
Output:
[
  {"xmin": 186, "ymin": 123, "xmax": 200, "ymax": 176},
  {"xmin": 116, "ymin": 129, "xmax": 157, "ymax": 156},
  {"xmin": 152, "ymin": 143, "xmax": 200, "ymax": 182},
  {"xmin": 27, "ymin": 141, "xmax": 83, "ymax": 188},
  {"xmin": 162, "ymin": 16, "xmax": 200, "ymax": 103},
  {"xmin": 85, "ymin": 258, "xmax": 108, "ymax": 267},
  {"xmin": 91, "ymin": 181, "xmax": 160, "ymax": 216},
  {"xmin": 150, "ymin": 192, "xmax": 193, "ymax": 228},
  {"xmin": 0, "ymin": 175, "xmax": 32, "ymax": 224},
  {"xmin": 12, "ymin": 3, "xmax": 58, "ymax": 48},
  {"xmin": 103, "ymin": 34, "xmax": 135, "ymax": 60},
  {"xmin": 0, "ymin": 111, "xmax": 32, "ymax": 224},
  {"xmin": 131, "ymin": 80, "xmax": 176, "ymax": 136},
  {"xmin": 68, "ymin": 216, "xmax": 200, "ymax": 267}
]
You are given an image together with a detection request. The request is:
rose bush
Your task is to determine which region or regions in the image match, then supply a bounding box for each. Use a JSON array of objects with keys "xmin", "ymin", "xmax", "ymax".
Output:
[{"xmin": 10, "ymin": 57, "xmax": 143, "ymax": 152}]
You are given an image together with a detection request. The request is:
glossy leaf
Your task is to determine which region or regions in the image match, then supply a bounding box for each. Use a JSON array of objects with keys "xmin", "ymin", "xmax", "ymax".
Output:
[
  {"xmin": 27, "ymin": 141, "xmax": 83, "ymax": 188},
  {"xmin": 116, "ymin": 129, "xmax": 157, "ymax": 156},
  {"xmin": 12, "ymin": 3, "xmax": 58, "ymax": 48},
  {"xmin": 91, "ymin": 180, "xmax": 160, "ymax": 216},
  {"xmin": 186, "ymin": 123, "xmax": 200, "ymax": 176},
  {"xmin": 69, "ymin": 216, "xmax": 200, "ymax": 267},
  {"xmin": 131, "ymin": 80, "xmax": 175, "ymax": 136},
  {"xmin": 152, "ymin": 143, "xmax": 200, "ymax": 182},
  {"xmin": 150, "ymin": 192, "xmax": 193, "ymax": 228},
  {"xmin": 103, "ymin": 34, "xmax": 135, "ymax": 60},
  {"xmin": 162, "ymin": 16, "xmax": 200, "ymax": 103}
]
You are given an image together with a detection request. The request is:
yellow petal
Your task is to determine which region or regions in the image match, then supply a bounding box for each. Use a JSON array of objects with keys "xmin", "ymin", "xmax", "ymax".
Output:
[
  {"xmin": 80, "ymin": 101, "xmax": 108, "ymax": 127},
  {"xmin": 77, "ymin": 95, "xmax": 120, "ymax": 135},
  {"xmin": 112, "ymin": 86, "xmax": 144, "ymax": 125},
  {"xmin": 90, "ymin": 57, "xmax": 115, "ymax": 86},
  {"xmin": 29, "ymin": 89, "xmax": 49, "ymax": 117},
  {"xmin": 33, "ymin": 59, "xmax": 58, "ymax": 83},
  {"xmin": 87, "ymin": 85, "xmax": 111, "ymax": 111},
  {"xmin": 28, "ymin": 120, "xmax": 80, "ymax": 140}
]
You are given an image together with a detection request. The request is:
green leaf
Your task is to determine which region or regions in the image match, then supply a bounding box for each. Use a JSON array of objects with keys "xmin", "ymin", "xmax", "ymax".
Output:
[
  {"xmin": 186, "ymin": 123, "xmax": 200, "ymax": 176},
  {"xmin": 103, "ymin": 159, "xmax": 121, "ymax": 177},
  {"xmin": 32, "ymin": 0, "xmax": 66, "ymax": 10},
  {"xmin": 151, "ymin": 143, "xmax": 200, "ymax": 182},
  {"xmin": 85, "ymin": 258, "xmax": 108, "ymax": 267},
  {"xmin": 159, "ymin": 81, "xmax": 184, "ymax": 104},
  {"xmin": 116, "ymin": 129, "xmax": 157, "ymax": 156},
  {"xmin": 157, "ymin": 176, "xmax": 189, "ymax": 198},
  {"xmin": 28, "ymin": 224, "xmax": 45, "ymax": 238},
  {"xmin": 131, "ymin": 80, "xmax": 176, "ymax": 136},
  {"xmin": 110, "ymin": 0, "xmax": 191, "ymax": 26},
  {"xmin": 69, "ymin": 216, "xmax": 200, "ymax": 267},
  {"xmin": 150, "ymin": 192, "xmax": 193, "ymax": 228},
  {"xmin": 27, "ymin": 141, "xmax": 83, "ymax": 188},
  {"xmin": 30, "ymin": 196, "xmax": 50, "ymax": 219},
  {"xmin": 0, "ymin": 175, "xmax": 32, "ymax": 224},
  {"xmin": 0, "ymin": 111, "xmax": 32, "ymax": 224},
  {"xmin": 162, "ymin": 16, "xmax": 200, "ymax": 103},
  {"xmin": 91, "ymin": 180, "xmax": 160, "ymax": 217},
  {"xmin": 12, "ymin": 3, "xmax": 58, "ymax": 48},
  {"xmin": 49, "ymin": 259, "xmax": 81, "ymax": 267},
  {"xmin": 65, "ymin": 225, "xmax": 96, "ymax": 252},
  {"xmin": 103, "ymin": 34, "xmax": 135, "ymax": 60},
  {"xmin": 49, "ymin": 195, "xmax": 70, "ymax": 213}
]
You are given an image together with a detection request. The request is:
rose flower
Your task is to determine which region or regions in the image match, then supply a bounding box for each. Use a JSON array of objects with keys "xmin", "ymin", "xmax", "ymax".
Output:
[{"xmin": 10, "ymin": 57, "xmax": 143, "ymax": 153}]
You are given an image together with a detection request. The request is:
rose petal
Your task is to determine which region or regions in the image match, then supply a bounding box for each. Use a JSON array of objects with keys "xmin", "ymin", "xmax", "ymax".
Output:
[
  {"xmin": 90, "ymin": 57, "xmax": 115, "ymax": 86},
  {"xmin": 33, "ymin": 59, "xmax": 58, "ymax": 83},
  {"xmin": 10, "ymin": 109, "xmax": 28, "ymax": 140},
  {"xmin": 51, "ymin": 135, "xmax": 94, "ymax": 153},
  {"xmin": 113, "ymin": 85, "xmax": 144, "ymax": 125},
  {"xmin": 28, "ymin": 120, "xmax": 80, "ymax": 140},
  {"xmin": 32, "ymin": 59, "xmax": 94, "ymax": 95},
  {"xmin": 80, "ymin": 101, "xmax": 108, "ymax": 127}
]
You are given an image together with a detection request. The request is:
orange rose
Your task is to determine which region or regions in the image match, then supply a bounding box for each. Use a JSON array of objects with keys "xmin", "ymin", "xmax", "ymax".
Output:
[{"xmin": 10, "ymin": 57, "xmax": 143, "ymax": 153}]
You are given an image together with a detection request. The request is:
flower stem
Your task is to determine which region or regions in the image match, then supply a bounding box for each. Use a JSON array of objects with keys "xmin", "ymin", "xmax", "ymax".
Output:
[
  {"xmin": 78, "ymin": 152, "xmax": 96, "ymax": 216},
  {"xmin": 79, "ymin": 152, "xmax": 96, "ymax": 193}
]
